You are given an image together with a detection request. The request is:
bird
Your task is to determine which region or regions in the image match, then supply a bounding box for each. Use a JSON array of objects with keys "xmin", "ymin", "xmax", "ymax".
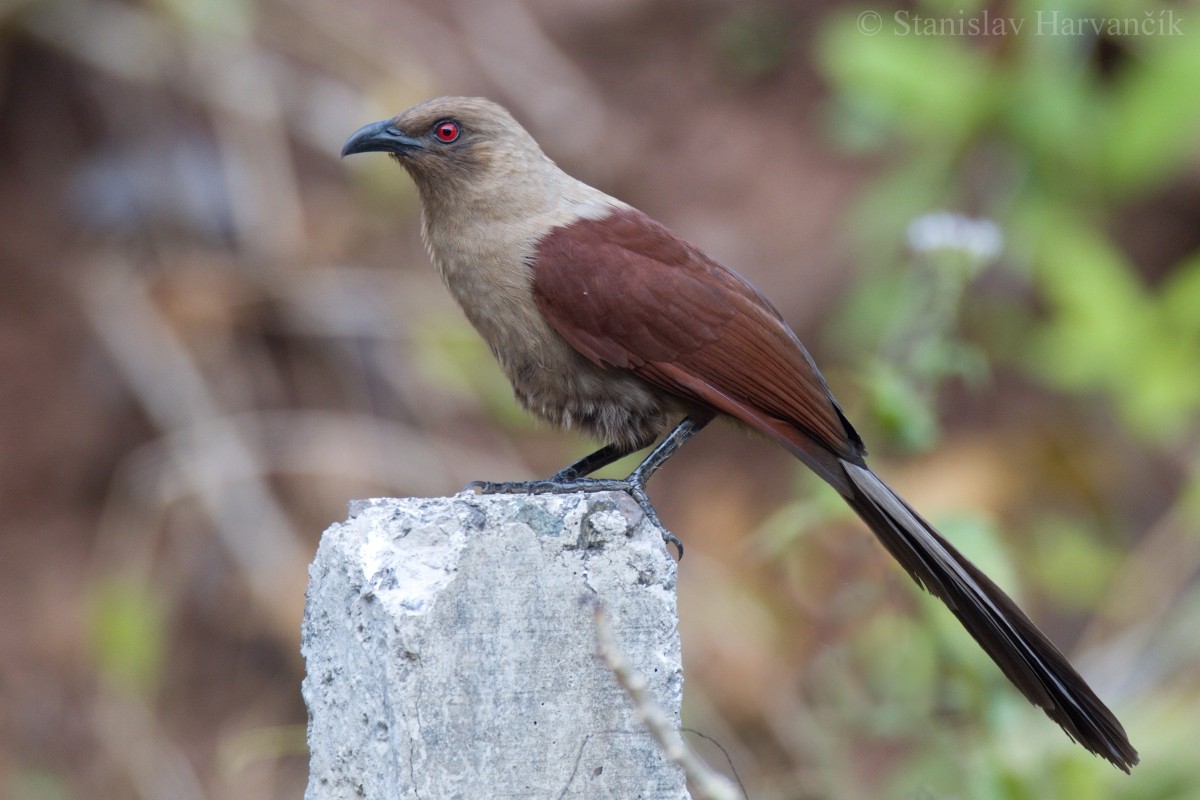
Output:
[{"xmin": 341, "ymin": 96, "xmax": 1138, "ymax": 771}]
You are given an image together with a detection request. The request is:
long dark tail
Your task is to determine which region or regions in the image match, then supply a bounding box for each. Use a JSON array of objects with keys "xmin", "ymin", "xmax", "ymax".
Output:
[{"xmin": 841, "ymin": 460, "xmax": 1138, "ymax": 771}]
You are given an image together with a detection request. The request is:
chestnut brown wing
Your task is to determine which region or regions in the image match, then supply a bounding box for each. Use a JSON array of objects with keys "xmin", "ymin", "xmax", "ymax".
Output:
[{"xmin": 531, "ymin": 207, "xmax": 864, "ymax": 464}]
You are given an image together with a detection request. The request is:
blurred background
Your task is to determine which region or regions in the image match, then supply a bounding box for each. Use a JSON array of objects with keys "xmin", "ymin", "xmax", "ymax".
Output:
[{"xmin": 2, "ymin": 0, "xmax": 1200, "ymax": 797}]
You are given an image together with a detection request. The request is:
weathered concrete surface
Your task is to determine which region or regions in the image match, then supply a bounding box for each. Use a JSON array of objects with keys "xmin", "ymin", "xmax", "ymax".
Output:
[{"xmin": 302, "ymin": 492, "xmax": 689, "ymax": 800}]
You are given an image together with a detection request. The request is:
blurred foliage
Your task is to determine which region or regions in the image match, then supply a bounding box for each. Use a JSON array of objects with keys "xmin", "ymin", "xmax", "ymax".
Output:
[
  {"xmin": 1027, "ymin": 513, "xmax": 1125, "ymax": 611},
  {"xmin": 3, "ymin": 769, "xmax": 71, "ymax": 800},
  {"xmin": 819, "ymin": 0, "xmax": 1200, "ymax": 447},
  {"xmin": 90, "ymin": 577, "xmax": 168, "ymax": 698},
  {"xmin": 712, "ymin": 5, "xmax": 796, "ymax": 81},
  {"xmin": 810, "ymin": 0, "xmax": 1200, "ymax": 795},
  {"xmin": 1026, "ymin": 217, "xmax": 1200, "ymax": 442}
]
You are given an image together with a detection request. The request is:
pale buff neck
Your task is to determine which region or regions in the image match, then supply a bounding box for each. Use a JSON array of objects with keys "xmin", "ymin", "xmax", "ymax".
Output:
[{"xmin": 410, "ymin": 143, "xmax": 626, "ymax": 289}]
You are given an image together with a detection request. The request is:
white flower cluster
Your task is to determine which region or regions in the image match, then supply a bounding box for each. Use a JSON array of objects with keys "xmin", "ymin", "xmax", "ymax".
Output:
[{"xmin": 905, "ymin": 211, "xmax": 1003, "ymax": 263}]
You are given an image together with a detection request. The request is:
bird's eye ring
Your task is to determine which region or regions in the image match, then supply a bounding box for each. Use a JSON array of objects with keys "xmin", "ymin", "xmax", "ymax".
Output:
[{"xmin": 433, "ymin": 120, "xmax": 460, "ymax": 143}]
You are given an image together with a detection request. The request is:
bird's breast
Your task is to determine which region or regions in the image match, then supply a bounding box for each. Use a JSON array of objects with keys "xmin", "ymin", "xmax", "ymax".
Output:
[{"xmin": 421, "ymin": 216, "xmax": 677, "ymax": 448}]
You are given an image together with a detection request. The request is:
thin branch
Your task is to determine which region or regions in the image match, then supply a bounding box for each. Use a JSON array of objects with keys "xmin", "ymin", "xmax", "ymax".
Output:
[{"xmin": 591, "ymin": 601, "xmax": 745, "ymax": 800}]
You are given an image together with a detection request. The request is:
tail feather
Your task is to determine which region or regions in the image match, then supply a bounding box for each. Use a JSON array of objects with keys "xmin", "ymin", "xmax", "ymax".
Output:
[{"xmin": 841, "ymin": 461, "xmax": 1138, "ymax": 772}]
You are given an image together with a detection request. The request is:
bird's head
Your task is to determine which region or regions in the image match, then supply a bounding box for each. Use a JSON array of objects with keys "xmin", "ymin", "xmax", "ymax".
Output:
[{"xmin": 341, "ymin": 97, "xmax": 548, "ymax": 200}]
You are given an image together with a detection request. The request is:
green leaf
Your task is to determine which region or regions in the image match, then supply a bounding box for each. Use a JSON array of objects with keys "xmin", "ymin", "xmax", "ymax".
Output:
[
  {"xmin": 863, "ymin": 361, "xmax": 939, "ymax": 451},
  {"xmin": 1028, "ymin": 515, "xmax": 1122, "ymax": 610},
  {"xmin": 1000, "ymin": 55, "xmax": 1102, "ymax": 197},
  {"xmin": 1101, "ymin": 36, "xmax": 1200, "ymax": 194},
  {"xmin": 1161, "ymin": 253, "xmax": 1200, "ymax": 337},
  {"xmin": 90, "ymin": 578, "xmax": 167, "ymax": 697}
]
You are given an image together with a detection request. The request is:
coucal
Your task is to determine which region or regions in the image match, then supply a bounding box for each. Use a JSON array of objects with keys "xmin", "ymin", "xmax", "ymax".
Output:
[{"xmin": 341, "ymin": 97, "xmax": 1138, "ymax": 771}]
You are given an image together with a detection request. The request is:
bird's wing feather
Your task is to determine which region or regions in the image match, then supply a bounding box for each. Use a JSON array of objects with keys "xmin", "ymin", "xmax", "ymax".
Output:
[{"xmin": 532, "ymin": 207, "xmax": 864, "ymax": 463}]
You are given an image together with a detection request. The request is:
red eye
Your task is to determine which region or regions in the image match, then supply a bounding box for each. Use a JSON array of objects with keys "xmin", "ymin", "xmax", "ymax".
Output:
[{"xmin": 433, "ymin": 120, "xmax": 460, "ymax": 143}]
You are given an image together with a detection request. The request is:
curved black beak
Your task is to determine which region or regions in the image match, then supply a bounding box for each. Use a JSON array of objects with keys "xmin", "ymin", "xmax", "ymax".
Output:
[{"xmin": 341, "ymin": 120, "xmax": 424, "ymax": 158}]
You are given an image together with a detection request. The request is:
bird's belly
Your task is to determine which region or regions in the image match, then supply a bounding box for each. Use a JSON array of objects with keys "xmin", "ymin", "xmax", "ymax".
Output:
[{"xmin": 495, "ymin": 330, "xmax": 677, "ymax": 449}]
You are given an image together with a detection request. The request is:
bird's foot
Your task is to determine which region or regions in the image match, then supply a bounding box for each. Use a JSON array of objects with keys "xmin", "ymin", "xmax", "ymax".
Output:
[
  {"xmin": 464, "ymin": 476, "xmax": 683, "ymax": 558},
  {"xmin": 465, "ymin": 475, "xmax": 631, "ymax": 497}
]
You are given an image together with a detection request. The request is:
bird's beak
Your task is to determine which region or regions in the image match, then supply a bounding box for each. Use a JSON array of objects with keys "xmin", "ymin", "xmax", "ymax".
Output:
[{"xmin": 341, "ymin": 120, "xmax": 424, "ymax": 158}]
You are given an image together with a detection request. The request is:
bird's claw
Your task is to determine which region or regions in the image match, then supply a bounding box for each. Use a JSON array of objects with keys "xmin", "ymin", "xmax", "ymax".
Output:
[
  {"xmin": 624, "ymin": 483, "xmax": 683, "ymax": 560},
  {"xmin": 661, "ymin": 530, "xmax": 684, "ymax": 560}
]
